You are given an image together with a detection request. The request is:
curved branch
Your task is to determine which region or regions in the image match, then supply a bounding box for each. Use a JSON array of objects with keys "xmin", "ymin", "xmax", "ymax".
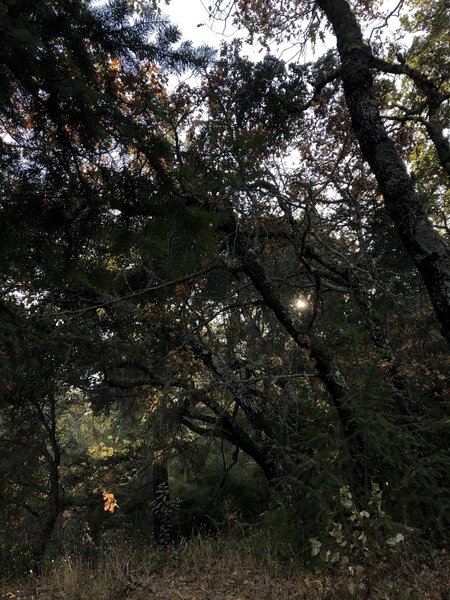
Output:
[{"xmin": 371, "ymin": 56, "xmax": 450, "ymax": 176}]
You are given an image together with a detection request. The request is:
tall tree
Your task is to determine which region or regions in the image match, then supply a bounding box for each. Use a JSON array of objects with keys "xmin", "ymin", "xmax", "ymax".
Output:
[{"xmin": 211, "ymin": 0, "xmax": 450, "ymax": 342}]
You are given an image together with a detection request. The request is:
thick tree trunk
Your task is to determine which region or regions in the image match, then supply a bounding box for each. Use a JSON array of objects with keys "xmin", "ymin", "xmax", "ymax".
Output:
[
  {"xmin": 32, "ymin": 398, "xmax": 62, "ymax": 572},
  {"xmin": 32, "ymin": 462, "xmax": 61, "ymax": 572},
  {"xmin": 316, "ymin": 0, "xmax": 450, "ymax": 343}
]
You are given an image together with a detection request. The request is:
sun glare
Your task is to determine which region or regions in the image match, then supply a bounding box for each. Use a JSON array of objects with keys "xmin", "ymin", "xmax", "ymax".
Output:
[{"xmin": 293, "ymin": 296, "xmax": 308, "ymax": 311}]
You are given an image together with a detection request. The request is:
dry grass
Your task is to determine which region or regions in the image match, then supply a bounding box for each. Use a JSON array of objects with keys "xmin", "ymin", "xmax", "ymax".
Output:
[{"xmin": 1, "ymin": 537, "xmax": 449, "ymax": 600}]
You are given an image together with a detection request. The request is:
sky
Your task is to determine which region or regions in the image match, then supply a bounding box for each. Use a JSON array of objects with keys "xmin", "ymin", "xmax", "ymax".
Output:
[
  {"xmin": 162, "ymin": 0, "xmax": 246, "ymax": 47},
  {"xmin": 161, "ymin": 0, "xmax": 411, "ymax": 68},
  {"xmin": 162, "ymin": 0, "xmax": 336, "ymax": 67}
]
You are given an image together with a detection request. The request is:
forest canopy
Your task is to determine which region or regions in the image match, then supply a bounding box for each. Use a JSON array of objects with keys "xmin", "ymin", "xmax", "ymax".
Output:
[{"xmin": 0, "ymin": 0, "xmax": 449, "ymax": 586}]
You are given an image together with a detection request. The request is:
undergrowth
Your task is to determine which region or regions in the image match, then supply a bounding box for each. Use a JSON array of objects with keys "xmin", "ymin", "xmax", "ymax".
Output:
[{"xmin": 1, "ymin": 534, "xmax": 449, "ymax": 600}]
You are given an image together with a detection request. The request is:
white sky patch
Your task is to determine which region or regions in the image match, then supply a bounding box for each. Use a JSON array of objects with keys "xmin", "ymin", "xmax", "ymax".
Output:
[
  {"xmin": 163, "ymin": 0, "xmax": 242, "ymax": 47},
  {"xmin": 163, "ymin": 0, "xmax": 415, "ymax": 60},
  {"xmin": 162, "ymin": 0, "xmax": 329, "ymax": 62}
]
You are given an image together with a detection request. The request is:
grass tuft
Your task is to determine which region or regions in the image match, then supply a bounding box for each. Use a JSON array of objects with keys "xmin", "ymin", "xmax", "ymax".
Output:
[{"xmin": 1, "ymin": 536, "xmax": 449, "ymax": 599}]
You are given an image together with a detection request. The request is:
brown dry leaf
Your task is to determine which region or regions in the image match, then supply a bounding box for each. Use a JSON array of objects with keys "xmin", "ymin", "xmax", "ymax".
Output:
[{"xmin": 102, "ymin": 491, "xmax": 119, "ymax": 512}]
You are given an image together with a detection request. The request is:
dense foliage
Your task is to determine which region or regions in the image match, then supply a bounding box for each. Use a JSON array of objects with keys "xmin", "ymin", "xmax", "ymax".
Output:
[{"xmin": 0, "ymin": 0, "xmax": 449, "ymax": 583}]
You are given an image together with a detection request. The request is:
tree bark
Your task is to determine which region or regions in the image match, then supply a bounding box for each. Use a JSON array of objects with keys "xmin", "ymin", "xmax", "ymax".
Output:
[
  {"xmin": 316, "ymin": 0, "xmax": 450, "ymax": 343},
  {"xmin": 32, "ymin": 396, "xmax": 62, "ymax": 571}
]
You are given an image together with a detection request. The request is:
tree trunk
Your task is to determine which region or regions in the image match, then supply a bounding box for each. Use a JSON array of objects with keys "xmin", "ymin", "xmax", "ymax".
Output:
[
  {"xmin": 32, "ymin": 397, "xmax": 62, "ymax": 572},
  {"xmin": 237, "ymin": 245, "xmax": 369, "ymax": 500},
  {"xmin": 316, "ymin": 0, "xmax": 450, "ymax": 343}
]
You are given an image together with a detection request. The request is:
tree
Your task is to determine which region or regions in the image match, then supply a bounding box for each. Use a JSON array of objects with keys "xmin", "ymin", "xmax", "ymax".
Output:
[
  {"xmin": 0, "ymin": 0, "xmax": 212, "ymax": 564},
  {"xmin": 1, "ymin": 0, "xmax": 449, "ymax": 567},
  {"xmin": 211, "ymin": 0, "xmax": 450, "ymax": 342}
]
